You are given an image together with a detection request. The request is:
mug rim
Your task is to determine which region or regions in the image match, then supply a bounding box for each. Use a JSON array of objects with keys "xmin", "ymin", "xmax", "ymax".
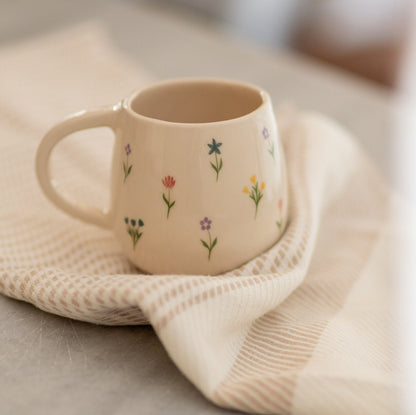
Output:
[{"xmin": 123, "ymin": 77, "xmax": 270, "ymax": 127}]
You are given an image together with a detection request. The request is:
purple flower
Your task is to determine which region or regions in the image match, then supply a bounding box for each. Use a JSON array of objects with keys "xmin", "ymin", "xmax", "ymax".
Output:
[
  {"xmin": 200, "ymin": 217, "xmax": 212, "ymax": 231},
  {"xmin": 125, "ymin": 144, "xmax": 131, "ymax": 156},
  {"xmin": 262, "ymin": 127, "xmax": 269, "ymax": 139}
]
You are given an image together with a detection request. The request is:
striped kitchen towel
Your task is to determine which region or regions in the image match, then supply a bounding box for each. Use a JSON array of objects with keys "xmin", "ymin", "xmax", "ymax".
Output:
[{"xmin": 0, "ymin": 23, "xmax": 399, "ymax": 414}]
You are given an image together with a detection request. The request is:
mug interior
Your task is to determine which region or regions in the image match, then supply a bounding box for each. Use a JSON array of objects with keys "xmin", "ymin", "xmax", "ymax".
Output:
[{"xmin": 129, "ymin": 80, "xmax": 264, "ymax": 123}]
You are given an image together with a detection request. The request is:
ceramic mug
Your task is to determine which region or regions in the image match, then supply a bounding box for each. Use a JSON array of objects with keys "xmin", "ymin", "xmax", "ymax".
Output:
[{"xmin": 36, "ymin": 78, "xmax": 288, "ymax": 275}]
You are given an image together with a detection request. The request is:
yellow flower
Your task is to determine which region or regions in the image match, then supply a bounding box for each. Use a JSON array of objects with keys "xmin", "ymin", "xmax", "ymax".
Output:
[
  {"xmin": 250, "ymin": 175, "xmax": 256, "ymax": 183},
  {"xmin": 242, "ymin": 186, "xmax": 249, "ymax": 194},
  {"xmin": 261, "ymin": 182, "xmax": 265, "ymax": 190}
]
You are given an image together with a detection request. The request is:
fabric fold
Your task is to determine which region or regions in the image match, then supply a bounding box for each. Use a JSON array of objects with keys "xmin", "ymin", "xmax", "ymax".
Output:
[{"xmin": 0, "ymin": 24, "xmax": 398, "ymax": 414}]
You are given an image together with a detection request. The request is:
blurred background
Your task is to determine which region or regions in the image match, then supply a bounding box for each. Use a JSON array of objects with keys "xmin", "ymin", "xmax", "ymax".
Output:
[
  {"xmin": 151, "ymin": 0, "xmax": 412, "ymax": 88},
  {"xmin": 1, "ymin": 0, "xmax": 413, "ymax": 88}
]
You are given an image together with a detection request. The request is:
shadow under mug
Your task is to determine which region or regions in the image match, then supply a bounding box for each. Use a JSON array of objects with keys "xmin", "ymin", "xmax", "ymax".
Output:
[{"xmin": 36, "ymin": 78, "xmax": 289, "ymax": 275}]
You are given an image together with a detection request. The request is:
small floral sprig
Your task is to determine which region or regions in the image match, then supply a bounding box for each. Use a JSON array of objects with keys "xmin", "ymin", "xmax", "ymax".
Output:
[
  {"xmin": 263, "ymin": 127, "xmax": 275, "ymax": 162},
  {"xmin": 276, "ymin": 198, "xmax": 283, "ymax": 229},
  {"xmin": 207, "ymin": 138, "xmax": 223, "ymax": 182},
  {"xmin": 200, "ymin": 217, "xmax": 217, "ymax": 260},
  {"xmin": 123, "ymin": 144, "xmax": 133, "ymax": 183},
  {"xmin": 162, "ymin": 175, "xmax": 176, "ymax": 218},
  {"xmin": 124, "ymin": 217, "xmax": 144, "ymax": 249},
  {"xmin": 243, "ymin": 175, "xmax": 265, "ymax": 219}
]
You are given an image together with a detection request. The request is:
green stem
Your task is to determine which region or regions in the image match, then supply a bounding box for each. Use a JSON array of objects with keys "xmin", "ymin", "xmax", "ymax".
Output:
[
  {"xmin": 255, "ymin": 184, "xmax": 260, "ymax": 218},
  {"xmin": 123, "ymin": 156, "xmax": 127, "ymax": 183},
  {"xmin": 123, "ymin": 155, "xmax": 130, "ymax": 183},
  {"xmin": 167, "ymin": 189, "xmax": 171, "ymax": 218},
  {"xmin": 208, "ymin": 230, "xmax": 212, "ymax": 260},
  {"xmin": 133, "ymin": 228, "xmax": 138, "ymax": 249},
  {"xmin": 215, "ymin": 153, "xmax": 219, "ymax": 182}
]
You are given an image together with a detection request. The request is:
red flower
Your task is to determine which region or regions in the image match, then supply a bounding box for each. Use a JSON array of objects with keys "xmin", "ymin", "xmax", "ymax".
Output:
[{"xmin": 162, "ymin": 175, "xmax": 175, "ymax": 189}]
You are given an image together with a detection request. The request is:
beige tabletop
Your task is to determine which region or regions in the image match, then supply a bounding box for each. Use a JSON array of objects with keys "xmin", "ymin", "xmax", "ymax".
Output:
[{"xmin": 0, "ymin": 1, "xmax": 396, "ymax": 414}]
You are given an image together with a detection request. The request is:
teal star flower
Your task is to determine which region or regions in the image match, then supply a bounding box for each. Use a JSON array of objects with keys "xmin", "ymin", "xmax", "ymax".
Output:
[{"xmin": 207, "ymin": 138, "xmax": 222, "ymax": 155}]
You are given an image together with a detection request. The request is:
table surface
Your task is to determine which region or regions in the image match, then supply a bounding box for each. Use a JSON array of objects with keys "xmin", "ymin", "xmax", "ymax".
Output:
[{"xmin": 0, "ymin": 1, "xmax": 395, "ymax": 414}]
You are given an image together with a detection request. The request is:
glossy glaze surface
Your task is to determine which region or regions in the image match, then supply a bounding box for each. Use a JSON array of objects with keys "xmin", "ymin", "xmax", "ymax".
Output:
[{"xmin": 36, "ymin": 78, "xmax": 289, "ymax": 274}]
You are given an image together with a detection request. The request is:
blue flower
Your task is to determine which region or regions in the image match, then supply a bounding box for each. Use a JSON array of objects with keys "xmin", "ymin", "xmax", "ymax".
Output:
[{"xmin": 207, "ymin": 138, "xmax": 222, "ymax": 155}]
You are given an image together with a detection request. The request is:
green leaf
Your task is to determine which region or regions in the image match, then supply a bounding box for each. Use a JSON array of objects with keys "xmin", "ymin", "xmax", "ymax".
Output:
[
  {"xmin": 122, "ymin": 162, "xmax": 126, "ymax": 174},
  {"xmin": 169, "ymin": 201, "xmax": 176, "ymax": 208},
  {"xmin": 210, "ymin": 162, "xmax": 218, "ymax": 172},
  {"xmin": 162, "ymin": 193, "xmax": 169, "ymax": 205},
  {"xmin": 211, "ymin": 237, "xmax": 218, "ymax": 249},
  {"xmin": 219, "ymin": 158, "xmax": 223, "ymax": 170},
  {"xmin": 258, "ymin": 193, "xmax": 264, "ymax": 202},
  {"xmin": 249, "ymin": 194, "xmax": 256, "ymax": 202},
  {"xmin": 127, "ymin": 165, "xmax": 132, "ymax": 175},
  {"xmin": 200, "ymin": 239, "xmax": 209, "ymax": 249},
  {"xmin": 137, "ymin": 232, "xmax": 143, "ymax": 239}
]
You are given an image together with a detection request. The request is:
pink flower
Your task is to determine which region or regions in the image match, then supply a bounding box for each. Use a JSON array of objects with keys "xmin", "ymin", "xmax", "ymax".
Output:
[
  {"xmin": 162, "ymin": 176, "xmax": 175, "ymax": 189},
  {"xmin": 278, "ymin": 199, "xmax": 283, "ymax": 211}
]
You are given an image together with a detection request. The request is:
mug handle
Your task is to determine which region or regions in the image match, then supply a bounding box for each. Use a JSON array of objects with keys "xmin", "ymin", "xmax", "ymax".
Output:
[{"xmin": 35, "ymin": 105, "xmax": 120, "ymax": 230}]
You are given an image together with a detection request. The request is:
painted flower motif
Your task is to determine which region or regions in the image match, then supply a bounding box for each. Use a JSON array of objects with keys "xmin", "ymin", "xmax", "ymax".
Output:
[
  {"xmin": 200, "ymin": 217, "xmax": 217, "ymax": 260},
  {"xmin": 200, "ymin": 217, "xmax": 212, "ymax": 231},
  {"xmin": 208, "ymin": 139, "xmax": 222, "ymax": 155},
  {"xmin": 276, "ymin": 199, "xmax": 284, "ymax": 229},
  {"xmin": 162, "ymin": 175, "xmax": 176, "ymax": 218},
  {"xmin": 262, "ymin": 126, "xmax": 275, "ymax": 162},
  {"xmin": 122, "ymin": 143, "xmax": 133, "ymax": 183},
  {"xmin": 207, "ymin": 138, "xmax": 223, "ymax": 182},
  {"xmin": 162, "ymin": 175, "xmax": 175, "ymax": 189},
  {"xmin": 243, "ymin": 175, "xmax": 265, "ymax": 219},
  {"xmin": 124, "ymin": 216, "xmax": 144, "ymax": 249}
]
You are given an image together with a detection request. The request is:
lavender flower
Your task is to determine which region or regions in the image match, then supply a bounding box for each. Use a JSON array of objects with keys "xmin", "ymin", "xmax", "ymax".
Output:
[
  {"xmin": 262, "ymin": 127, "xmax": 275, "ymax": 161},
  {"xmin": 123, "ymin": 144, "xmax": 133, "ymax": 182},
  {"xmin": 200, "ymin": 217, "xmax": 212, "ymax": 231},
  {"xmin": 200, "ymin": 217, "xmax": 217, "ymax": 260}
]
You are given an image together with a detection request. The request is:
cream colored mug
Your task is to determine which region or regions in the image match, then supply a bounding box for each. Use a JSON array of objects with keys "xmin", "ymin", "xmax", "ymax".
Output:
[{"xmin": 36, "ymin": 78, "xmax": 288, "ymax": 275}]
